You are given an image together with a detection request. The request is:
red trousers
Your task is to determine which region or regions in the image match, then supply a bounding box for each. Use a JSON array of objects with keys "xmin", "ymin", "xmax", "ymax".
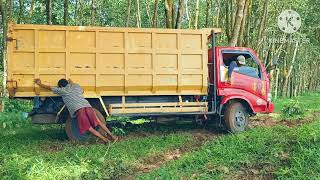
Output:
[{"xmin": 76, "ymin": 107, "xmax": 99, "ymax": 134}]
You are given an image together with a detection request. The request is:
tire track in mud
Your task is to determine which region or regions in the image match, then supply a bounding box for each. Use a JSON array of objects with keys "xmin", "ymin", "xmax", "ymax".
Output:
[
  {"xmin": 120, "ymin": 129, "xmax": 221, "ymax": 179},
  {"xmin": 249, "ymin": 111, "xmax": 320, "ymax": 128},
  {"xmin": 136, "ymin": 130, "xmax": 220, "ymax": 173}
]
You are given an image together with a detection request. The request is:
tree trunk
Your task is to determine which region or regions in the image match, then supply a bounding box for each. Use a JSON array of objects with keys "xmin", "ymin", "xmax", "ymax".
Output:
[
  {"xmin": 282, "ymin": 41, "xmax": 299, "ymax": 97},
  {"xmin": 186, "ymin": 0, "xmax": 192, "ymax": 28},
  {"xmin": 214, "ymin": 0, "xmax": 220, "ymax": 27},
  {"xmin": 0, "ymin": 0, "xmax": 10, "ymax": 111},
  {"xmin": 175, "ymin": 0, "xmax": 185, "ymax": 29},
  {"xmin": 257, "ymin": 0, "xmax": 268, "ymax": 46},
  {"xmin": 0, "ymin": 1, "xmax": 6, "ymax": 51},
  {"xmin": 164, "ymin": 0, "xmax": 173, "ymax": 28},
  {"xmin": 28, "ymin": 0, "xmax": 35, "ymax": 23},
  {"xmin": 230, "ymin": 0, "xmax": 235, "ymax": 30},
  {"xmin": 294, "ymin": 66, "xmax": 300, "ymax": 97},
  {"xmin": 74, "ymin": 0, "xmax": 78, "ymax": 25},
  {"xmin": 136, "ymin": 0, "xmax": 141, "ymax": 28},
  {"xmin": 152, "ymin": 0, "xmax": 158, "ymax": 27},
  {"xmin": 238, "ymin": 0, "xmax": 249, "ymax": 46},
  {"xmin": 46, "ymin": 0, "xmax": 52, "ymax": 25},
  {"xmin": 225, "ymin": 0, "xmax": 231, "ymax": 41},
  {"xmin": 64, "ymin": 0, "xmax": 68, "ymax": 25},
  {"xmin": 194, "ymin": 0, "xmax": 200, "ymax": 29},
  {"xmin": 145, "ymin": 1, "xmax": 152, "ymax": 27},
  {"xmin": 172, "ymin": 1, "xmax": 176, "ymax": 28},
  {"xmin": 91, "ymin": 0, "xmax": 96, "ymax": 25},
  {"xmin": 18, "ymin": 0, "xmax": 24, "ymax": 24},
  {"xmin": 205, "ymin": 0, "xmax": 210, "ymax": 27},
  {"xmin": 7, "ymin": 0, "xmax": 12, "ymax": 22},
  {"xmin": 228, "ymin": 0, "xmax": 245, "ymax": 46},
  {"xmin": 126, "ymin": 0, "xmax": 131, "ymax": 27},
  {"xmin": 274, "ymin": 68, "xmax": 280, "ymax": 99}
]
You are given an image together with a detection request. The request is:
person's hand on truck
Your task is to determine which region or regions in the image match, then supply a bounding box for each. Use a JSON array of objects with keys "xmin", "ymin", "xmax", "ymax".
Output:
[
  {"xmin": 34, "ymin": 78, "xmax": 41, "ymax": 85},
  {"xmin": 34, "ymin": 78, "xmax": 52, "ymax": 90}
]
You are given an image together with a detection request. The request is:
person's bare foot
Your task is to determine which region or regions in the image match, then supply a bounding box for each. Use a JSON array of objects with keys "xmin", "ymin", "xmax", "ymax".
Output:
[
  {"xmin": 111, "ymin": 136, "xmax": 118, "ymax": 142},
  {"xmin": 101, "ymin": 137, "xmax": 109, "ymax": 143}
]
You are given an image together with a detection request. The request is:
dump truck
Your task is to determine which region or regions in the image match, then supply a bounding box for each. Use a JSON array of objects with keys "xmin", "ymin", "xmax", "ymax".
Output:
[{"xmin": 6, "ymin": 24, "xmax": 274, "ymax": 141}]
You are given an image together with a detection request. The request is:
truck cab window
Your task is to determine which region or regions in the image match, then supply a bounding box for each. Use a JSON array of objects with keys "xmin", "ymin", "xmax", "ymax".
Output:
[{"xmin": 222, "ymin": 52, "xmax": 262, "ymax": 79}]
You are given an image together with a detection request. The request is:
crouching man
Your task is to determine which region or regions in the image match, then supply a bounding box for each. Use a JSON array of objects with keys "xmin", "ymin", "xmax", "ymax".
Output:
[{"xmin": 34, "ymin": 78, "xmax": 117, "ymax": 143}]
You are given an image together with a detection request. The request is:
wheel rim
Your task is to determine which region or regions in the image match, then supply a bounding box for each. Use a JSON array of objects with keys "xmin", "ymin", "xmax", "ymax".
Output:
[{"xmin": 235, "ymin": 111, "xmax": 246, "ymax": 128}]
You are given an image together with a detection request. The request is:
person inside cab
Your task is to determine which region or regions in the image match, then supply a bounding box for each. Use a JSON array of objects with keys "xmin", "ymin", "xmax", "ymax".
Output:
[{"xmin": 227, "ymin": 55, "xmax": 246, "ymax": 81}]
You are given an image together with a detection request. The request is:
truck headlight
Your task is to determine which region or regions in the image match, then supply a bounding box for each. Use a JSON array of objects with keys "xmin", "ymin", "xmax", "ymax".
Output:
[{"xmin": 267, "ymin": 93, "xmax": 272, "ymax": 102}]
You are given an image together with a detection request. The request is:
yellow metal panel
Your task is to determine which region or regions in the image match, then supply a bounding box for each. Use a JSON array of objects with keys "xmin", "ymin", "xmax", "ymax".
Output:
[
  {"xmin": 39, "ymin": 52, "xmax": 65, "ymax": 70},
  {"xmin": 109, "ymin": 102, "xmax": 208, "ymax": 115},
  {"xmin": 12, "ymin": 52, "xmax": 34, "ymax": 71},
  {"xmin": 98, "ymin": 32, "xmax": 124, "ymax": 51},
  {"xmin": 110, "ymin": 102, "xmax": 207, "ymax": 108},
  {"xmin": 15, "ymin": 29, "xmax": 35, "ymax": 50},
  {"xmin": 110, "ymin": 107, "xmax": 207, "ymax": 114},
  {"xmin": 39, "ymin": 30, "xmax": 65, "ymax": 49},
  {"xmin": 6, "ymin": 24, "xmax": 220, "ymax": 97},
  {"xmin": 155, "ymin": 33, "xmax": 177, "ymax": 50}
]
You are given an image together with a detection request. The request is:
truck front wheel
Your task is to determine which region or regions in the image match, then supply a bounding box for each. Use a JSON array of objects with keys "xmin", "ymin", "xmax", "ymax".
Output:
[
  {"xmin": 65, "ymin": 108, "xmax": 106, "ymax": 143},
  {"xmin": 224, "ymin": 102, "xmax": 249, "ymax": 133}
]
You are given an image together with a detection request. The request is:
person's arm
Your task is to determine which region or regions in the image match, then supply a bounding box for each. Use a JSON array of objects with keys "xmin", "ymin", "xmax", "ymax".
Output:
[
  {"xmin": 68, "ymin": 78, "xmax": 74, "ymax": 84},
  {"xmin": 228, "ymin": 61, "xmax": 237, "ymax": 78},
  {"xmin": 34, "ymin": 79, "xmax": 52, "ymax": 90}
]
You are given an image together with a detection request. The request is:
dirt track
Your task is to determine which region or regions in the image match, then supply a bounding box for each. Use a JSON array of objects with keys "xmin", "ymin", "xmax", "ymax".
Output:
[{"xmin": 121, "ymin": 111, "xmax": 320, "ymax": 178}]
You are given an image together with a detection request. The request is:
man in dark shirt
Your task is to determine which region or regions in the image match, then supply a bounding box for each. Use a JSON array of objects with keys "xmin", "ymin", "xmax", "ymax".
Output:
[
  {"xmin": 34, "ymin": 78, "xmax": 117, "ymax": 143},
  {"xmin": 228, "ymin": 55, "xmax": 246, "ymax": 81}
]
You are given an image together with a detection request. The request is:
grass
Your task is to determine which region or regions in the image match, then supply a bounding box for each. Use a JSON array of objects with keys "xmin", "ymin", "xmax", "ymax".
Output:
[
  {"xmin": 138, "ymin": 120, "xmax": 320, "ymax": 179},
  {"xmin": 0, "ymin": 92, "xmax": 320, "ymax": 179},
  {"xmin": 0, "ymin": 123, "xmax": 197, "ymax": 179},
  {"xmin": 274, "ymin": 92, "xmax": 320, "ymax": 114}
]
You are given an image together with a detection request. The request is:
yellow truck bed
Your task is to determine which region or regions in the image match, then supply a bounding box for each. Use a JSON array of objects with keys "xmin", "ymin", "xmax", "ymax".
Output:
[{"xmin": 6, "ymin": 24, "xmax": 220, "ymax": 98}]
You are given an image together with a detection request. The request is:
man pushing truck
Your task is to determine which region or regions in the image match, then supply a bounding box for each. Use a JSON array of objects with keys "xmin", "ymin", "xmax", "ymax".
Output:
[{"xmin": 34, "ymin": 78, "xmax": 118, "ymax": 143}]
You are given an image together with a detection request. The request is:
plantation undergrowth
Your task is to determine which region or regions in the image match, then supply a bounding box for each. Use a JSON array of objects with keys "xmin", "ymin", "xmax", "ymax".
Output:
[{"xmin": 0, "ymin": 92, "xmax": 320, "ymax": 179}]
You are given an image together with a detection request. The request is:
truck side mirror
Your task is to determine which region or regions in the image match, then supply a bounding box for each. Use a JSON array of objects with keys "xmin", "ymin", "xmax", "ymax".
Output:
[{"xmin": 267, "ymin": 57, "xmax": 279, "ymax": 71}]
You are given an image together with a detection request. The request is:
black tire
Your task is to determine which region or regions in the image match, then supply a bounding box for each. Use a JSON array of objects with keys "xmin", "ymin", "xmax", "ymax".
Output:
[
  {"xmin": 65, "ymin": 108, "xmax": 106, "ymax": 143},
  {"xmin": 224, "ymin": 102, "xmax": 249, "ymax": 133}
]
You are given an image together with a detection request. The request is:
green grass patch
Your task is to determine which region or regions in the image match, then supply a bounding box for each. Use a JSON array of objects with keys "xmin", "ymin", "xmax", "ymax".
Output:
[
  {"xmin": 0, "ymin": 112, "xmax": 31, "ymax": 129},
  {"xmin": 0, "ymin": 122, "xmax": 199, "ymax": 179},
  {"xmin": 2, "ymin": 98, "xmax": 32, "ymax": 113},
  {"xmin": 138, "ymin": 120, "xmax": 320, "ymax": 179},
  {"xmin": 273, "ymin": 92, "xmax": 320, "ymax": 120},
  {"xmin": 274, "ymin": 92, "xmax": 320, "ymax": 114}
]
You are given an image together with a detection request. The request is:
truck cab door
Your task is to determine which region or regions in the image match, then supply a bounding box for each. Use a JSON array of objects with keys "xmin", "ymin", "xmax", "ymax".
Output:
[{"xmin": 219, "ymin": 49, "xmax": 268, "ymax": 111}]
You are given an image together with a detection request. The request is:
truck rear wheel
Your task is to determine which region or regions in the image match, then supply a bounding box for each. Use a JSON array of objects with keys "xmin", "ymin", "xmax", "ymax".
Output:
[
  {"xmin": 224, "ymin": 102, "xmax": 248, "ymax": 133},
  {"xmin": 65, "ymin": 108, "xmax": 106, "ymax": 143}
]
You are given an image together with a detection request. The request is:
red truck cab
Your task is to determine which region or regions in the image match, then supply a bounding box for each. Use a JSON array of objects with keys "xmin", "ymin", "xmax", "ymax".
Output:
[{"xmin": 208, "ymin": 43, "xmax": 274, "ymax": 132}]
